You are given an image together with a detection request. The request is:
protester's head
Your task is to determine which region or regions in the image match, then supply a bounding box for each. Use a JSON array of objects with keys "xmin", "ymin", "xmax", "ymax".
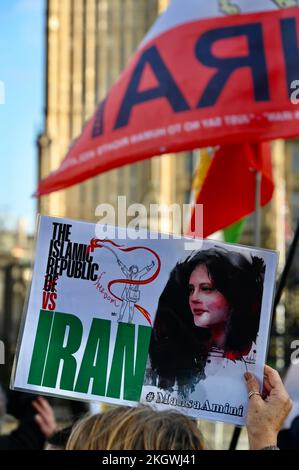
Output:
[
  {"xmin": 149, "ymin": 247, "xmax": 265, "ymax": 389},
  {"xmin": 66, "ymin": 405, "xmax": 205, "ymax": 450}
]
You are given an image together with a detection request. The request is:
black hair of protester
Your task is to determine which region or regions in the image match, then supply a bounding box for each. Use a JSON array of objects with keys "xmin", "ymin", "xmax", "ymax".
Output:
[{"xmin": 148, "ymin": 247, "xmax": 265, "ymax": 390}]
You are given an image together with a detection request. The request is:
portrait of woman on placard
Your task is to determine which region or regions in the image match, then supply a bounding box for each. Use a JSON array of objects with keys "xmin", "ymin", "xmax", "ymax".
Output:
[{"xmin": 146, "ymin": 247, "xmax": 265, "ymax": 395}]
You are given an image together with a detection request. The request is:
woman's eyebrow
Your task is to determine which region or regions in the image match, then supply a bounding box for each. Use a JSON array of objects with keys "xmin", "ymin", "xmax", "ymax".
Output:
[{"xmin": 188, "ymin": 282, "xmax": 213, "ymax": 287}]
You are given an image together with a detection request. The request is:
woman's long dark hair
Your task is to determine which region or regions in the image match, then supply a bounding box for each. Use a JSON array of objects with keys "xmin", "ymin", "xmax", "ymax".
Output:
[{"xmin": 148, "ymin": 248, "xmax": 265, "ymax": 390}]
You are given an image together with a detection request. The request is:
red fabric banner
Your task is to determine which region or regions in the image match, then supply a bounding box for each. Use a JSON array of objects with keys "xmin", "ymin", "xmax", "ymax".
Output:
[{"xmin": 37, "ymin": 7, "xmax": 299, "ymax": 196}]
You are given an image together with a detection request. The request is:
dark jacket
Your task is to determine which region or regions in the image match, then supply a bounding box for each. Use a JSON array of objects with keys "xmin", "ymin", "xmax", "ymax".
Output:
[{"xmin": 0, "ymin": 389, "xmax": 45, "ymax": 450}]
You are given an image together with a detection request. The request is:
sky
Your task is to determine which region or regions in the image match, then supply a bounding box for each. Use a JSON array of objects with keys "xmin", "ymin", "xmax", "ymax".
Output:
[{"xmin": 0, "ymin": 0, "xmax": 45, "ymax": 233}]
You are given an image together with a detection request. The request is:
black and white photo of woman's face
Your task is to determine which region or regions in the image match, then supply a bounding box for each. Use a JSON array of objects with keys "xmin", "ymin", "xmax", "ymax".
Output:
[{"xmin": 188, "ymin": 264, "xmax": 231, "ymax": 328}]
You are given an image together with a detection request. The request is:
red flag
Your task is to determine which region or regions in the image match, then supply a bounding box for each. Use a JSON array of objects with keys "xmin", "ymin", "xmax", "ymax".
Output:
[
  {"xmin": 190, "ymin": 142, "xmax": 274, "ymax": 238},
  {"xmin": 36, "ymin": 2, "xmax": 299, "ymax": 196}
]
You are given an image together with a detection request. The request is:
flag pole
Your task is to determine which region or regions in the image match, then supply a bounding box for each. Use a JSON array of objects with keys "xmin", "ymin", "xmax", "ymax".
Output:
[
  {"xmin": 229, "ymin": 168, "xmax": 262, "ymax": 450},
  {"xmin": 254, "ymin": 170, "xmax": 262, "ymax": 247}
]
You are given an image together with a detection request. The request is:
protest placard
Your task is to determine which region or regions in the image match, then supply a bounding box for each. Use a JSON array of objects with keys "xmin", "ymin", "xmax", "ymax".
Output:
[{"xmin": 12, "ymin": 215, "xmax": 277, "ymax": 425}]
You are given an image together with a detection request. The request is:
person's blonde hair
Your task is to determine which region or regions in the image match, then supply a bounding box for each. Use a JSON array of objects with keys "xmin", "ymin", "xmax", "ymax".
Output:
[{"xmin": 66, "ymin": 405, "xmax": 205, "ymax": 450}]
